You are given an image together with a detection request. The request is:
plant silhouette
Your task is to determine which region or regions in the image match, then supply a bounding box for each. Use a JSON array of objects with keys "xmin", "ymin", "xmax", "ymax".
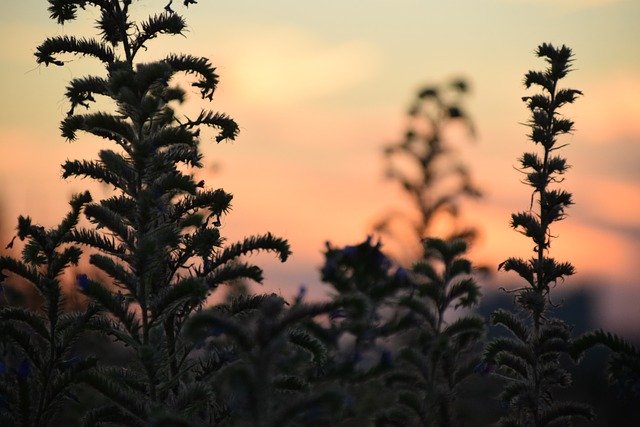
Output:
[
  {"xmin": 2, "ymin": 0, "xmax": 290, "ymax": 424},
  {"xmin": 376, "ymin": 238, "xmax": 484, "ymax": 426},
  {"xmin": 375, "ymin": 79, "xmax": 481, "ymax": 262},
  {"xmin": 0, "ymin": 1, "xmax": 637, "ymax": 425},
  {"xmin": 483, "ymin": 43, "xmax": 593, "ymax": 426},
  {"xmin": 0, "ymin": 193, "xmax": 100, "ymax": 426},
  {"xmin": 317, "ymin": 233, "xmax": 483, "ymax": 427}
]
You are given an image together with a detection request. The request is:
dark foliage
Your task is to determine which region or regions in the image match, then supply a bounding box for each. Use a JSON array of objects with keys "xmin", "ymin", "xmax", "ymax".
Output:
[
  {"xmin": 0, "ymin": 193, "xmax": 101, "ymax": 426},
  {"xmin": 484, "ymin": 43, "xmax": 593, "ymax": 426},
  {"xmin": 318, "ymin": 236, "xmax": 484, "ymax": 426},
  {"xmin": 0, "ymin": 1, "xmax": 635, "ymax": 426},
  {"xmin": 6, "ymin": 1, "xmax": 291, "ymax": 425}
]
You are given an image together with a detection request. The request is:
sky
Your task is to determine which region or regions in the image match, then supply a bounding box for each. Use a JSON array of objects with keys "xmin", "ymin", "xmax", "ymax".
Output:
[{"xmin": 0, "ymin": 0, "xmax": 639, "ymax": 334}]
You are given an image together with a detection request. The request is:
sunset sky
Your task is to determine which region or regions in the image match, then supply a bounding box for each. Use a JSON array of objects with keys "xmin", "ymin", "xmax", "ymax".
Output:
[{"xmin": 0, "ymin": 1, "xmax": 638, "ymax": 334}]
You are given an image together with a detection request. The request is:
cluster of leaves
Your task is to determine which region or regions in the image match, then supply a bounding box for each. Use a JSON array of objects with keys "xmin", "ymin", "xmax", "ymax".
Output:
[
  {"xmin": 572, "ymin": 329, "xmax": 640, "ymax": 401},
  {"xmin": 319, "ymin": 236, "xmax": 407, "ymax": 383},
  {"xmin": 375, "ymin": 79, "xmax": 481, "ymax": 261},
  {"xmin": 0, "ymin": 194, "xmax": 99, "ymax": 426},
  {"xmin": 377, "ymin": 238, "xmax": 484, "ymax": 426},
  {"xmin": 1, "ymin": 1, "xmax": 292, "ymax": 425},
  {"xmin": 183, "ymin": 292, "xmax": 357, "ymax": 426},
  {"xmin": 318, "ymin": 236, "xmax": 484, "ymax": 426}
]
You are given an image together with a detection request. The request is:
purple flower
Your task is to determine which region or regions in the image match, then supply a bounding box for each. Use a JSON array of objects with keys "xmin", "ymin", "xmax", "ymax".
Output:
[
  {"xmin": 474, "ymin": 361, "xmax": 496, "ymax": 376},
  {"xmin": 17, "ymin": 358, "xmax": 31, "ymax": 379},
  {"xmin": 321, "ymin": 259, "xmax": 337, "ymax": 280},
  {"xmin": 329, "ymin": 308, "xmax": 347, "ymax": 321},
  {"xmin": 76, "ymin": 274, "xmax": 89, "ymax": 291},
  {"xmin": 374, "ymin": 250, "xmax": 392, "ymax": 271},
  {"xmin": 61, "ymin": 356, "xmax": 82, "ymax": 369},
  {"xmin": 295, "ymin": 285, "xmax": 307, "ymax": 303},
  {"xmin": 394, "ymin": 267, "xmax": 411, "ymax": 285},
  {"xmin": 0, "ymin": 360, "xmax": 6, "ymax": 375},
  {"xmin": 351, "ymin": 351, "xmax": 363, "ymax": 365},
  {"xmin": 342, "ymin": 245, "xmax": 358, "ymax": 257},
  {"xmin": 380, "ymin": 350, "xmax": 394, "ymax": 368},
  {"xmin": 210, "ymin": 325, "xmax": 227, "ymax": 337}
]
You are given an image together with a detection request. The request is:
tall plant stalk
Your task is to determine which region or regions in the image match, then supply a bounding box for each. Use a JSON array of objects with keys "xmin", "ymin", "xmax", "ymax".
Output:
[
  {"xmin": 377, "ymin": 238, "xmax": 484, "ymax": 427},
  {"xmin": 32, "ymin": 0, "xmax": 290, "ymax": 423},
  {"xmin": 375, "ymin": 80, "xmax": 481, "ymax": 261},
  {"xmin": 0, "ymin": 194, "xmax": 99, "ymax": 426},
  {"xmin": 485, "ymin": 43, "xmax": 593, "ymax": 426}
]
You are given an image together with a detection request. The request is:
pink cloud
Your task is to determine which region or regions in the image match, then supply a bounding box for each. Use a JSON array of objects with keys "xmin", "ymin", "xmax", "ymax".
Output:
[{"xmin": 572, "ymin": 72, "xmax": 640, "ymax": 145}]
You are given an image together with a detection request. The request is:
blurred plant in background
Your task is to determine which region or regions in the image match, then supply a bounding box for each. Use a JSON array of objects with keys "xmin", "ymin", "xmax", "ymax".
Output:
[{"xmin": 375, "ymin": 79, "xmax": 481, "ymax": 262}]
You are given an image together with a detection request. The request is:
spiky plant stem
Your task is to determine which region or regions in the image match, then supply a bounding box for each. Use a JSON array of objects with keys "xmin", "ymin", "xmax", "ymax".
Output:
[
  {"xmin": 1, "ymin": 192, "xmax": 98, "ymax": 426},
  {"xmin": 486, "ymin": 43, "xmax": 593, "ymax": 426},
  {"xmin": 35, "ymin": 1, "xmax": 291, "ymax": 421}
]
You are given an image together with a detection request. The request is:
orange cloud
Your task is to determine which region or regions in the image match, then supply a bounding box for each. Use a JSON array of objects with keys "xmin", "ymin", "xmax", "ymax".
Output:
[
  {"xmin": 0, "ymin": 127, "xmax": 117, "ymax": 229},
  {"xmin": 573, "ymin": 175, "xmax": 640, "ymax": 229},
  {"xmin": 572, "ymin": 72, "xmax": 640, "ymax": 145},
  {"xmin": 215, "ymin": 26, "xmax": 380, "ymax": 107},
  {"xmin": 462, "ymin": 201, "xmax": 638, "ymax": 289}
]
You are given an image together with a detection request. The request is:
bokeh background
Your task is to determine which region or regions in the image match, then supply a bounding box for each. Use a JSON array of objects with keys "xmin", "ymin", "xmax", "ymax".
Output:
[{"xmin": 1, "ymin": 0, "xmax": 638, "ymax": 336}]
